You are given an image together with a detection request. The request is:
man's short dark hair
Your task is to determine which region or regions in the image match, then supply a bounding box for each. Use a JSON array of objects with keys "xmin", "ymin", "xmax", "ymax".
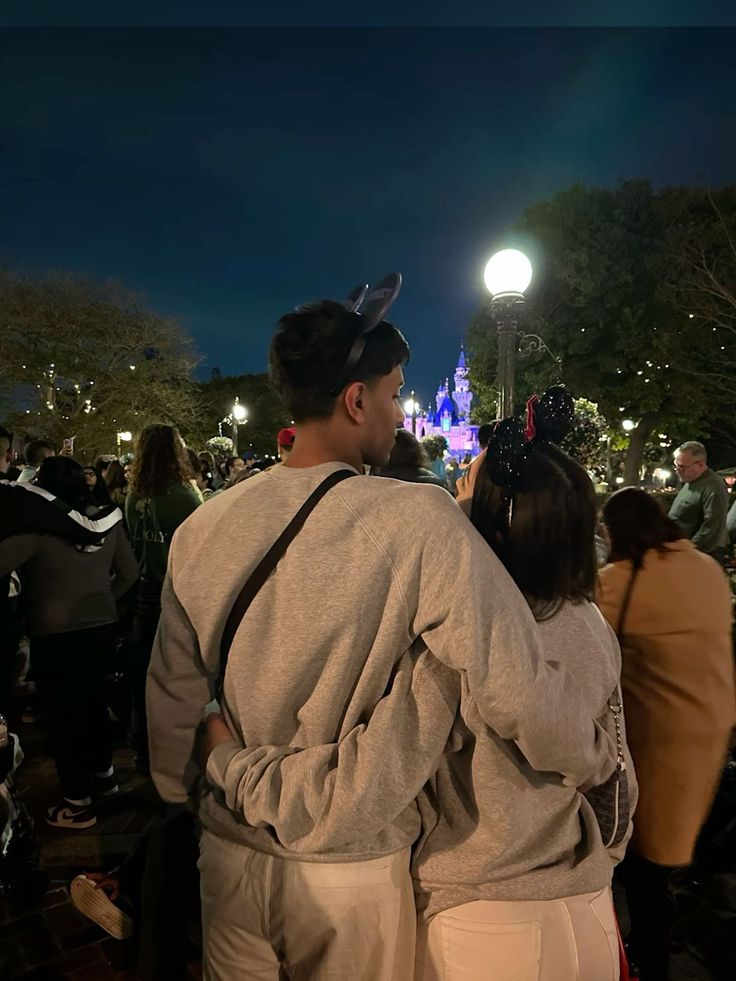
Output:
[
  {"xmin": 477, "ymin": 423, "xmax": 496, "ymax": 449},
  {"xmin": 269, "ymin": 300, "xmax": 410, "ymax": 422},
  {"xmin": 25, "ymin": 439, "xmax": 55, "ymax": 467}
]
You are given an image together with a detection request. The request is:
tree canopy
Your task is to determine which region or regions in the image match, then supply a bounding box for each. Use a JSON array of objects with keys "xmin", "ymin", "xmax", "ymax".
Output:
[
  {"xmin": 0, "ymin": 271, "xmax": 202, "ymax": 461},
  {"xmin": 195, "ymin": 370, "xmax": 292, "ymax": 459},
  {"xmin": 466, "ymin": 181, "xmax": 736, "ymax": 483}
]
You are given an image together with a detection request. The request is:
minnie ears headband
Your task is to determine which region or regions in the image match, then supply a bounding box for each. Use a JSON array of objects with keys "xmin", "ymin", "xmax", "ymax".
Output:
[
  {"xmin": 486, "ymin": 385, "xmax": 575, "ymax": 491},
  {"xmin": 296, "ymin": 273, "xmax": 402, "ymax": 396}
]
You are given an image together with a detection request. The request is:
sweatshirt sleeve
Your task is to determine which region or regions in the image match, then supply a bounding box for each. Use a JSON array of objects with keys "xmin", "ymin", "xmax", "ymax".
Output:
[
  {"xmin": 0, "ymin": 535, "xmax": 38, "ymax": 576},
  {"xmin": 402, "ymin": 493, "xmax": 616, "ymax": 788},
  {"xmin": 205, "ymin": 495, "xmax": 616, "ymax": 846},
  {"xmin": 110, "ymin": 527, "xmax": 140, "ymax": 599},
  {"xmin": 205, "ymin": 647, "xmax": 460, "ymax": 852},
  {"xmin": 147, "ymin": 565, "xmax": 212, "ymax": 803}
]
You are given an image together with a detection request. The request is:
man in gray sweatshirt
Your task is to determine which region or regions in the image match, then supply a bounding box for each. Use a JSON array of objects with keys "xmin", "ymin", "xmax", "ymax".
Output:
[{"xmin": 147, "ymin": 286, "xmax": 615, "ymax": 980}]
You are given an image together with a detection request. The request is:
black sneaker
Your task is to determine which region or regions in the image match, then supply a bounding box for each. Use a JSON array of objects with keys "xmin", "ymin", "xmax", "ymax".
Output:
[
  {"xmin": 92, "ymin": 772, "xmax": 119, "ymax": 799},
  {"xmin": 45, "ymin": 801, "xmax": 97, "ymax": 830}
]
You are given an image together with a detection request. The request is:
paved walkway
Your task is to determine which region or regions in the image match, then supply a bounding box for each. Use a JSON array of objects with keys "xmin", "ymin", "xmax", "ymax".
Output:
[
  {"xmin": 3, "ymin": 721, "xmax": 734, "ymax": 980},
  {"xmin": 0, "ymin": 722, "xmax": 165, "ymax": 980}
]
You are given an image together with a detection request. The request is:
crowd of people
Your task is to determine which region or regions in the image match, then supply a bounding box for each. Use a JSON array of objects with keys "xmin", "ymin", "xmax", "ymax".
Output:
[{"xmin": 0, "ymin": 282, "xmax": 734, "ymax": 981}]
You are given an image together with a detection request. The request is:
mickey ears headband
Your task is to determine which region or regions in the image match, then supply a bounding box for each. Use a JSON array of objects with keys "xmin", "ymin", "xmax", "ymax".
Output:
[
  {"xmin": 329, "ymin": 272, "xmax": 403, "ymax": 395},
  {"xmin": 486, "ymin": 385, "xmax": 574, "ymax": 492}
]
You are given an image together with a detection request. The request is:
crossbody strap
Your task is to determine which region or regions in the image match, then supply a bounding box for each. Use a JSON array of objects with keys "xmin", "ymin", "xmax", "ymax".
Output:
[
  {"xmin": 616, "ymin": 563, "xmax": 640, "ymax": 638},
  {"xmin": 217, "ymin": 468, "xmax": 357, "ymax": 697}
]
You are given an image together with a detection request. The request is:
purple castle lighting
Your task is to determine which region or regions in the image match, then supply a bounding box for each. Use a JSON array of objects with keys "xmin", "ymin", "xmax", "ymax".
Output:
[{"xmin": 405, "ymin": 346, "xmax": 480, "ymax": 461}]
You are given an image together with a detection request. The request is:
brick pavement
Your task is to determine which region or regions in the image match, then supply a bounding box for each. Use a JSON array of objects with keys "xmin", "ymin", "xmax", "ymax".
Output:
[
  {"xmin": 0, "ymin": 723, "xmax": 165, "ymax": 980},
  {"xmin": 2, "ymin": 719, "xmax": 733, "ymax": 979}
]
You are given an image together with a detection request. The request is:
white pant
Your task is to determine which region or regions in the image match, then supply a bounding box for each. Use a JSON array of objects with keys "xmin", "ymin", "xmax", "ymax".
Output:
[
  {"xmin": 415, "ymin": 888, "xmax": 620, "ymax": 981},
  {"xmin": 198, "ymin": 830, "xmax": 416, "ymax": 980}
]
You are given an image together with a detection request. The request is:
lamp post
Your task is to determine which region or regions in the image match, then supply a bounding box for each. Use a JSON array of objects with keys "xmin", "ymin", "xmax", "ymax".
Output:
[
  {"xmin": 116, "ymin": 430, "xmax": 132, "ymax": 457},
  {"xmin": 231, "ymin": 398, "xmax": 248, "ymax": 456},
  {"xmin": 484, "ymin": 249, "xmax": 533, "ymax": 419},
  {"xmin": 403, "ymin": 391, "xmax": 419, "ymax": 436}
]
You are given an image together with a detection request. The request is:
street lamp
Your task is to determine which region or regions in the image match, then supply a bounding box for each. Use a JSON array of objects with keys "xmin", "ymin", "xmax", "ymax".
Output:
[
  {"xmin": 116, "ymin": 430, "xmax": 132, "ymax": 456},
  {"xmin": 622, "ymin": 419, "xmax": 636, "ymax": 432},
  {"xmin": 231, "ymin": 398, "xmax": 248, "ymax": 456},
  {"xmin": 484, "ymin": 249, "xmax": 533, "ymax": 419},
  {"xmin": 403, "ymin": 391, "xmax": 419, "ymax": 435}
]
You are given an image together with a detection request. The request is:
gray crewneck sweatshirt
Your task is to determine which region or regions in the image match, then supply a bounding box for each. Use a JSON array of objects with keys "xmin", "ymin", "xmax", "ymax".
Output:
[
  {"xmin": 148, "ymin": 463, "xmax": 616, "ymax": 862},
  {"xmin": 203, "ymin": 601, "xmax": 632, "ymax": 914}
]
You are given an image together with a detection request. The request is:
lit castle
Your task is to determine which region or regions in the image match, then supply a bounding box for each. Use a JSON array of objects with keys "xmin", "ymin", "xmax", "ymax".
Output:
[{"xmin": 404, "ymin": 346, "xmax": 480, "ymax": 460}]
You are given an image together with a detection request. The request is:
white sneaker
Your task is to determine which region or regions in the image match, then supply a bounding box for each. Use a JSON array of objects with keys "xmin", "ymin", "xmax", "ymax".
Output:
[
  {"xmin": 45, "ymin": 801, "xmax": 96, "ymax": 830},
  {"xmin": 70, "ymin": 874, "xmax": 134, "ymax": 940}
]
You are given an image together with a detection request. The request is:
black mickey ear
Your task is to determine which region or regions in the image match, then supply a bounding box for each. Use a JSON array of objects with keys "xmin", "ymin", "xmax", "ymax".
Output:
[
  {"xmin": 485, "ymin": 418, "xmax": 531, "ymax": 491},
  {"xmin": 343, "ymin": 284, "xmax": 369, "ymax": 313},
  {"xmin": 535, "ymin": 385, "xmax": 575, "ymax": 444},
  {"xmin": 358, "ymin": 273, "xmax": 402, "ymax": 329}
]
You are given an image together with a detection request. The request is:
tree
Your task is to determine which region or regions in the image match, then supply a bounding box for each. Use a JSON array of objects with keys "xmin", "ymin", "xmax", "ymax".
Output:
[
  {"xmin": 0, "ymin": 271, "xmax": 203, "ymax": 460},
  {"xmin": 466, "ymin": 181, "xmax": 736, "ymax": 484},
  {"xmin": 661, "ymin": 186, "xmax": 736, "ymax": 400},
  {"xmin": 560, "ymin": 398, "xmax": 609, "ymax": 476},
  {"xmin": 196, "ymin": 370, "xmax": 292, "ymax": 459}
]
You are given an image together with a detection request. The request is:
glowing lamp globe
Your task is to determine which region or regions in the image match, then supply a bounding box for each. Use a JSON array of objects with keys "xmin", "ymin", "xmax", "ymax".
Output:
[
  {"xmin": 622, "ymin": 419, "xmax": 636, "ymax": 432},
  {"xmin": 484, "ymin": 249, "xmax": 532, "ymax": 297},
  {"xmin": 232, "ymin": 401, "xmax": 247, "ymax": 422},
  {"xmin": 403, "ymin": 397, "xmax": 419, "ymax": 416}
]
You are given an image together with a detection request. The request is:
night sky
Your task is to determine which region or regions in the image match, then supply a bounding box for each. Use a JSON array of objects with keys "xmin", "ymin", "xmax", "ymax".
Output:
[{"xmin": 2, "ymin": 16, "xmax": 736, "ymax": 405}]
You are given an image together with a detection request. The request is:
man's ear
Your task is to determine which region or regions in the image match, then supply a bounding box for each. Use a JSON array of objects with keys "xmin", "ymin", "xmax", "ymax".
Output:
[{"xmin": 343, "ymin": 381, "xmax": 368, "ymax": 424}]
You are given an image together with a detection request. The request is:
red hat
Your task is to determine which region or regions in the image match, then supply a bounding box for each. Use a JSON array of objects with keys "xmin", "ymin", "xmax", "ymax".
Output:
[{"xmin": 277, "ymin": 427, "xmax": 296, "ymax": 448}]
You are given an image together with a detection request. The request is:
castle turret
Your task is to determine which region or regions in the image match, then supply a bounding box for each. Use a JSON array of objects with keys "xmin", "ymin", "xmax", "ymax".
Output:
[
  {"xmin": 435, "ymin": 377, "xmax": 449, "ymax": 413},
  {"xmin": 452, "ymin": 345, "xmax": 473, "ymax": 420}
]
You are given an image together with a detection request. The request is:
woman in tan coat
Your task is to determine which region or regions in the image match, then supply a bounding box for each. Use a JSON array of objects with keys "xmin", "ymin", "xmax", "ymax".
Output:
[{"xmin": 598, "ymin": 487, "xmax": 735, "ymax": 979}]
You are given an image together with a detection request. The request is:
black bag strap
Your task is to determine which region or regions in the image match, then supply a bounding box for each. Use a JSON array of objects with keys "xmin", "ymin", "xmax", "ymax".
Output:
[
  {"xmin": 616, "ymin": 563, "xmax": 640, "ymax": 638},
  {"xmin": 217, "ymin": 468, "xmax": 357, "ymax": 697}
]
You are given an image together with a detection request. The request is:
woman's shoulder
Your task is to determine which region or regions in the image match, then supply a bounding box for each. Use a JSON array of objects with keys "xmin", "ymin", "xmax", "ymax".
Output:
[
  {"xmin": 597, "ymin": 558, "xmax": 632, "ymax": 594},
  {"xmin": 168, "ymin": 481, "xmax": 201, "ymax": 501},
  {"xmin": 540, "ymin": 599, "xmax": 612, "ymax": 639},
  {"xmin": 538, "ymin": 601, "xmax": 620, "ymax": 689}
]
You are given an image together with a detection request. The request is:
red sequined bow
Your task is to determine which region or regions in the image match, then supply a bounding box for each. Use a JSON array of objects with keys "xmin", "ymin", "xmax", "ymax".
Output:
[{"xmin": 524, "ymin": 394, "xmax": 539, "ymax": 442}]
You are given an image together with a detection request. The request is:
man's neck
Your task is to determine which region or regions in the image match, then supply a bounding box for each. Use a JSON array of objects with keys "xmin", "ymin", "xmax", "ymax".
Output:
[{"xmin": 282, "ymin": 422, "xmax": 363, "ymax": 472}]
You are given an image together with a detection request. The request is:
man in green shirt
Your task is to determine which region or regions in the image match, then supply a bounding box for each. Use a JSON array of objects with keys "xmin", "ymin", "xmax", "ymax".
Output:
[{"xmin": 669, "ymin": 441, "xmax": 729, "ymax": 563}]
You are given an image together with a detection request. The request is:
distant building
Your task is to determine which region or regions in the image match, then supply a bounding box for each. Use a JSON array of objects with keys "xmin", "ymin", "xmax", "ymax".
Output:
[{"xmin": 404, "ymin": 346, "xmax": 480, "ymax": 460}]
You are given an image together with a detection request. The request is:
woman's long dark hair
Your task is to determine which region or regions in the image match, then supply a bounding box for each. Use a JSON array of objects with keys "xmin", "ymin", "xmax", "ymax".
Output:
[
  {"xmin": 128, "ymin": 425, "xmax": 192, "ymax": 499},
  {"xmin": 88, "ymin": 466, "xmax": 113, "ymax": 506},
  {"xmin": 471, "ymin": 442, "xmax": 598, "ymax": 620},
  {"xmin": 105, "ymin": 459, "xmax": 127, "ymax": 495},
  {"xmin": 36, "ymin": 457, "xmax": 91, "ymax": 512},
  {"xmin": 603, "ymin": 487, "xmax": 685, "ymax": 567}
]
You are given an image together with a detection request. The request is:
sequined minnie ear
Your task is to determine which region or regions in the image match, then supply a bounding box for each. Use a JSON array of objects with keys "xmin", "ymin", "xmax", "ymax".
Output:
[
  {"xmin": 534, "ymin": 385, "xmax": 574, "ymax": 444},
  {"xmin": 485, "ymin": 418, "xmax": 531, "ymax": 491}
]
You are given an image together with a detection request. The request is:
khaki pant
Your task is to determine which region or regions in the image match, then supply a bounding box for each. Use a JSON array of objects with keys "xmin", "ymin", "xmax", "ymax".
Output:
[
  {"xmin": 415, "ymin": 888, "xmax": 620, "ymax": 981},
  {"xmin": 198, "ymin": 830, "xmax": 415, "ymax": 980}
]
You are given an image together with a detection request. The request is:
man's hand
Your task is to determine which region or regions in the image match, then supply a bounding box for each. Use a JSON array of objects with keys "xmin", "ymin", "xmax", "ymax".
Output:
[{"xmin": 200, "ymin": 711, "xmax": 235, "ymax": 772}]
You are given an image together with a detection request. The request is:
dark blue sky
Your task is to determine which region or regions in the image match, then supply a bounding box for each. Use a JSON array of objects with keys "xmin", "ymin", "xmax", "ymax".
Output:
[{"xmin": 2, "ymin": 25, "xmax": 735, "ymax": 403}]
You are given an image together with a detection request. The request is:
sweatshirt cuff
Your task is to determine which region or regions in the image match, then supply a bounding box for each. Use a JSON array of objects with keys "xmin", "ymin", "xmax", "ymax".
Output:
[{"xmin": 205, "ymin": 739, "xmax": 242, "ymax": 790}]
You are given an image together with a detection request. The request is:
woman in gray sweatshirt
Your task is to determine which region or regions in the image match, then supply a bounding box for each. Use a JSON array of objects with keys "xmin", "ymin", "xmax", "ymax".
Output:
[{"xmin": 0, "ymin": 457, "xmax": 138, "ymax": 830}]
